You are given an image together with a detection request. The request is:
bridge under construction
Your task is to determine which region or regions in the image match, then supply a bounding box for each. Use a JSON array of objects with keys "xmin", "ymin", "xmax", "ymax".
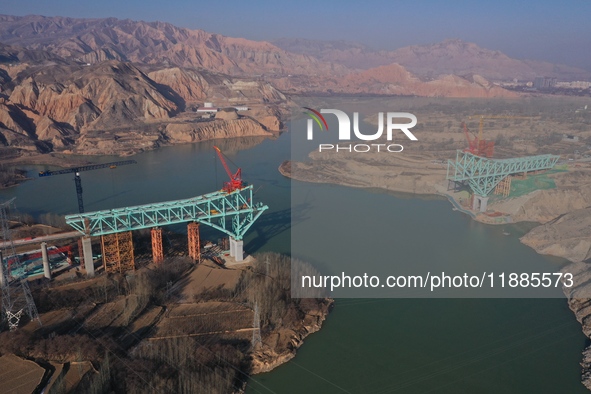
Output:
[
  {"xmin": 65, "ymin": 185, "xmax": 268, "ymax": 276},
  {"xmin": 3, "ymin": 145, "xmax": 268, "ymax": 283},
  {"xmin": 447, "ymin": 150, "xmax": 560, "ymax": 212},
  {"xmin": 1, "ymin": 146, "xmax": 269, "ymax": 331}
]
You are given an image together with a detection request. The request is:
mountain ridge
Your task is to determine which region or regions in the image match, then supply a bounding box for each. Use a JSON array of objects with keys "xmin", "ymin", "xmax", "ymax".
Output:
[
  {"xmin": 0, "ymin": 13, "xmax": 574, "ymax": 158},
  {"xmin": 272, "ymin": 37, "xmax": 591, "ymax": 80}
]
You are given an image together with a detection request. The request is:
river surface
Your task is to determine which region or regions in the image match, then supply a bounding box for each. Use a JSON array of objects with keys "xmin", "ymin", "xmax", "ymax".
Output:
[{"xmin": 0, "ymin": 132, "xmax": 588, "ymax": 393}]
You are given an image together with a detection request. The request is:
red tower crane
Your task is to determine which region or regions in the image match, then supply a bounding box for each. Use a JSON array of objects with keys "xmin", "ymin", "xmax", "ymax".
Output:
[
  {"xmin": 461, "ymin": 121, "xmax": 495, "ymax": 158},
  {"xmin": 214, "ymin": 146, "xmax": 244, "ymax": 193},
  {"xmin": 462, "ymin": 122, "xmax": 478, "ymax": 155}
]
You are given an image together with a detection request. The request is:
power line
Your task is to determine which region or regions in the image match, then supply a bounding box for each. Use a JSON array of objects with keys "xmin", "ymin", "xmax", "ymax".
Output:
[{"xmin": 0, "ymin": 198, "xmax": 40, "ymax": 331}]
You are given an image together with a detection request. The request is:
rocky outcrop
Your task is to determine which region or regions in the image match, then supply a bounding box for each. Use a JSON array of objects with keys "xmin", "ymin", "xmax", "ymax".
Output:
[
  {"xmin": 148, "ymin": 68, "xmax": 209, "ymax": 103},
  {"xmin": 517, "ymin": 204, "xmax": 591, "ymax": 390},
  {"xmin": 246, "ymin": 105, "xmax": 283, "ymax": 132},
  {"xmin": 215, "ymin": 109, "xmax": 239, "ymax": 121},
  {"xmin": 148, "ymin": 68, "xmax": 287, "ymax": 107},
  {"xmin": 582, "ymin": 347, "xmax": 591, "ymax": 391},
  {"xmin": 251, "ymin": 299, "xmax": 333, "ymax": 374},
  {"xmin": 0, "ymin": 56, "xmax": 289, "ymax": 156},
  {"xmin": 165, "ymin": 118, "xmax": 272, "ymax": 144},
  {"xmin": 521, "ymin": 208, "xmax": 591, "ymax": 263},
  {"xmin": 7, "ymin": 61, "xmax": 177, "ymax": 134}
]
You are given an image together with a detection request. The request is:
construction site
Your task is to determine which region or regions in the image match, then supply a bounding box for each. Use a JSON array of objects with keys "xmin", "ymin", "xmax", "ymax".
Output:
[
  {"xmin": 444, "ymin": 114, "xmax": 566, "ymax": 223},
  {"xmin": 0, "ymin": 146, "xmax": 331, "ymax": 393}
]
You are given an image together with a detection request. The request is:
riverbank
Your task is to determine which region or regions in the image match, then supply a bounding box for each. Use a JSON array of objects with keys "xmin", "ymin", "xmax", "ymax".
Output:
[
  {"xmin": 0, "ymin": 250, "xmax": 332, "ymax": 393},
  {"xmin": 280, "ymin": 157, "xmax": 591, "ymax": 389},
  {"xmin": 251, "ymin": 298, "xmax": 333, "ymax": 374},
  {"xmin": 0, "ymin": 168, "xmax": 29, "ymax": 189}
]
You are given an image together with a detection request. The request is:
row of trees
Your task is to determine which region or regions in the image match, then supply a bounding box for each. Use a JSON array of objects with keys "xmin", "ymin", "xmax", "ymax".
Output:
[{"xmin": 3, "ymin": 252, "xmax": 329, "ymax": 393}]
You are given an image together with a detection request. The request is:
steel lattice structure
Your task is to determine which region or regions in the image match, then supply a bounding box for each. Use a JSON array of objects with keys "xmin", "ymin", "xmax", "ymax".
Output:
[
  {"xmin": 447, "ymin": 150, "xmax": 560, "ymax": 196},
  {"xmin": 1, "ymin": 199, "xmax": 40, "ymax": 330},
  {"xmin": 65, "ymin": 185, "xmax": 268, "ymax": 240}
]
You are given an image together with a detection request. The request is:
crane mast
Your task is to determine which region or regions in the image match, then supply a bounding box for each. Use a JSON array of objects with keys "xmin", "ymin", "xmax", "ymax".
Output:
[{"xmin": 38, "ymin": 160, "xmax": 137, "ymax": 213}]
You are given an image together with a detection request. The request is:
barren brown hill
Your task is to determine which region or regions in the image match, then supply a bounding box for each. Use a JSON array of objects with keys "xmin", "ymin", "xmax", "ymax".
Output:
[
  {"xmin": 147, "ymin": 67, "xmax": 286, "ymax": 104},
  {"xmin": 0, "ymin": 14, "xmax": 347, "ymax": 77},
  {"xmin": 1, "ymin": 60, "xmax": 178, "ymax": 150},
  {"xmin": 0, "ymin": 14, "xmax": 523, "ymax": 100},
  {"xmin": 0, "ymin": 48, "xmax": 290, "ymax": 156},
  {"xmin": 273, "ymin": 37, "xmax": 591, "ymax": 81},
  {"xmin": 521, "ymin": 207, "xmax": 591, "ymax": 263},
  {"xmin": 0, "ymin": 13, "xmax": 538, "ymax": 158},
  {"xmin": 329, "ymin": 63, "xmax": 518, "ymax": 97},
  {"xmin": 387, "ymin": 39, "xmax": 591, "ymax": 80}
]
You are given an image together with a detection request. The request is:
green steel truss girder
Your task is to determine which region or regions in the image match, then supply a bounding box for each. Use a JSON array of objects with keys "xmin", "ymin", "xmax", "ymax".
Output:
[
  {"xmin": 446, "ymin": 150, "xmax": 559, "ymax": 196},
  {"xmin": 65, "ymin": 185, "xmax": 268, "ymax": 240}
]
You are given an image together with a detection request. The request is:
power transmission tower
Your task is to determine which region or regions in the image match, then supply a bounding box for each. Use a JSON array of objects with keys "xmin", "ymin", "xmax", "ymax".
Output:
[
  {"xmin": 252, "ymin": 301, "xmax": 262, "ymax": 349},
  {"xmin": 0, "ymin": 199, "xmax": 41, "ymax": 331}
]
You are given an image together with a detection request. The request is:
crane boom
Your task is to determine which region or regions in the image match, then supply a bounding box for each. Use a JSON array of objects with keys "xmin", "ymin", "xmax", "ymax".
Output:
[
  {"xmin": 38, "ymin": 160, "xmax": 137, "ymax": 177},
  {"xmin": 38, "ymin": 160, "xmax": 137, "ymax": 213},
  {"xmin": 213, "ymin": 146, "xmax": 243, "ymax": 193},
  {"xmin": 462, "ymin": 122, "xmax": 478, "ymax": 154},
  {"xmin": 470, "ymin": 115, "xmax": 532, "ymax": 141},
  {"xmin": 213, "ymin": 147, "xmax": 235, "ymax": 181}
]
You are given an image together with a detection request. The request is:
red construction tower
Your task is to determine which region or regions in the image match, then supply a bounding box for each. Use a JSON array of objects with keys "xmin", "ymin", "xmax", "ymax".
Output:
[{"xmin": 461, "ymin": 121, "xmax": 495, "ymax": 158}]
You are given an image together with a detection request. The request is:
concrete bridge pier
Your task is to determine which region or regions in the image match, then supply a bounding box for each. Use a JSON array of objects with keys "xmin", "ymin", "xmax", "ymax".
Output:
[
  {"xmin": 81, "ymin": 236, "xmax": 94, "ymax": 277},
  {"xmin": 472, "ymin": 195, "xmax": 489, "ymax": 213},
  {"xmin": 229, "ymin": 237, "xmax": 244, "ymax": 262},
  {"xmin": 41, "ymin": 242, "xmax": 51, "ymax": 279}
]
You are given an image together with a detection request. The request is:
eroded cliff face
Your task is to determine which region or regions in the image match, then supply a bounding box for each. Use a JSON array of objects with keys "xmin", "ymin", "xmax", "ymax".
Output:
[
  {"xmin": 147, "ymin": 67, "xmax": 286, "ymax": 105},
  {"xmin": 165, "ymin": 118, "xmax": 273, "ymax": 144},
  {"xmin": 521, "ymin": 208, "xmax": 591, "ymax": 263},
  {"xmin": 0, "ymin": 56, "xmax": 286, "ymax": 156},
  {"xmin": 56, "ymin": 117, "xmax": 274, "ymax": 156},
  {"xmin": 0, "ymin": 61, "xmax": 180, "ymax": 153},
  {"xmin": 518, "ymin": 202, "xmax": 591, "ymax": 390},
  {"xmin": 250, "ymin": 299, "xmax": 333, "ymax": 374},
  {"xmin": 9, "ymin": 62, "xmax": 177, "ymax": 129},
  {"xmin": 147, "ymin": 68, "xmax": 209, "ymax": 103}
]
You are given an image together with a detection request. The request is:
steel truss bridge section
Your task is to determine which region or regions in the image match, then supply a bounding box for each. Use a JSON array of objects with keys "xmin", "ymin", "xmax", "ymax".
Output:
[
  {"xmin": 65, "ymin": 186, "xmax": 268, "ymax": 240},
  {"xmin": 446, "ymin": 150, "xmax": 560, "ymax": 196}
]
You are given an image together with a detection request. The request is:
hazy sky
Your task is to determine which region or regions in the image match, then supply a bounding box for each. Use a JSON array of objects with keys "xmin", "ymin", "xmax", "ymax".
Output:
[{"xmin": 3, "ymin": 0, "xmax": 591, "ymax": 70}]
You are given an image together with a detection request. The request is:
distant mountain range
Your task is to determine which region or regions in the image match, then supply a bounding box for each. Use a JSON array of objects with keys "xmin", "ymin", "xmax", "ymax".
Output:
[
  {"xmin": 2, "ymin": 14, "xmax": 588, "ymax": 82},
  {"xmin": 272, "ymin": 37, "xmax": 591, "ymax": 81},
  {"xmin": 0, "ymin": 14, "xmax": 587, "ymax": 155},
  {"xmin": 0, "ymin": 15, "xmax": 345, "ymax": 77}
]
